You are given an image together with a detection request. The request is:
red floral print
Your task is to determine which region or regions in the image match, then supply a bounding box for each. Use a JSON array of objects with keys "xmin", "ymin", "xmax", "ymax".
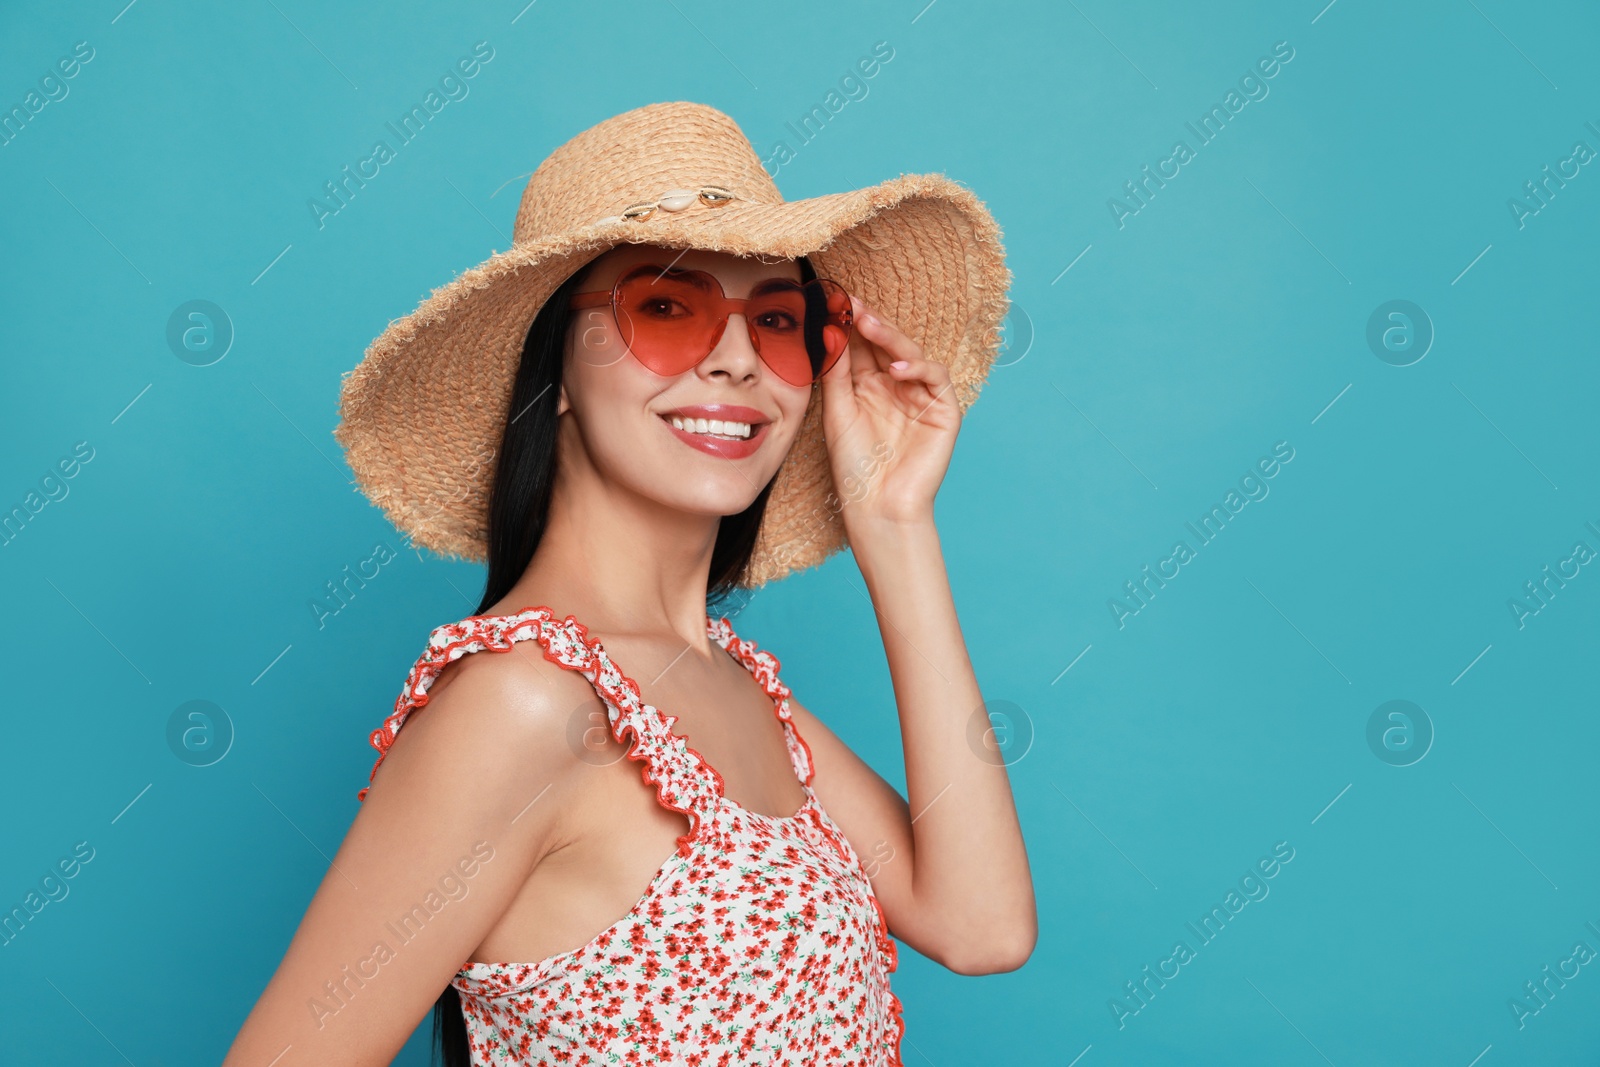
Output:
[{"xmin": 358, "ymin": 606, "xmax": 905, "ymax": 1065}]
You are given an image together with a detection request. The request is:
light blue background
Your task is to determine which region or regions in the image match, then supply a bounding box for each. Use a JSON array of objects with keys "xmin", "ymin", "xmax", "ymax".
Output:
[{"xmin": 3, "ymin": 1, "xmax": 1598, "ymax": 1064}]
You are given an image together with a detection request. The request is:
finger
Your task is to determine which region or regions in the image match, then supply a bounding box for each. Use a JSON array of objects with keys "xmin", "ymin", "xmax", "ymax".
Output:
[
  {"xmin": 818, "ymin": 329, "xmax": 858, "ymax": 415},
  {"xmin": 852, "ymin": 296, "xmax": 908, "ymax": 341},
  {"xmin": 844, "ymin": 321, "xmax": 883, "ymax": 379},
  {"xmin": 886, "ymin": 355, "xmax": 947, "ymax": 391},
  {"xmin": 850, "ymin": 296, "xmax": 923, "ymax": 365},
  {"xmin": 886, "ymin": 358, "xmax": 951, "ymax": 413}
]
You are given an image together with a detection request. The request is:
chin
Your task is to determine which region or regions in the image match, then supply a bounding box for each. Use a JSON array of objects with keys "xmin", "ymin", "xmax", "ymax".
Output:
[{"xmin": 665, "ymin": 479, "xmax": 769, "ymax": 520}]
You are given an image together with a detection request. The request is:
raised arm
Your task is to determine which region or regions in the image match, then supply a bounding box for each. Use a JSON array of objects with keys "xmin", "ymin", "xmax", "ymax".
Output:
[
  {"xmin": 798, "ymin": 295, "xmax": 1036, "ymax": 975},
  {"xmin": 222, "ymin": 646, "xmax": 578, "ymax": 1066},
  {"xmin": 786, "ymin": 519, "xmax": 1036, "ymax": 975}
]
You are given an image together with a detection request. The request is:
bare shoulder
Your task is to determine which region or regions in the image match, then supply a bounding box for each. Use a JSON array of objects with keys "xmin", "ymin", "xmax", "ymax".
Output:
[{"xmin": 367, "ymin": 638, "xmax": 599, "ymax": 824}]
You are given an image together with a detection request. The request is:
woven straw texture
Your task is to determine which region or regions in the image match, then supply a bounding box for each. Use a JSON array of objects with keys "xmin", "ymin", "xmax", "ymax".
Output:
[{"xmin": 333, "ymin": 101, "xmax": 1012, "ymax": 588}]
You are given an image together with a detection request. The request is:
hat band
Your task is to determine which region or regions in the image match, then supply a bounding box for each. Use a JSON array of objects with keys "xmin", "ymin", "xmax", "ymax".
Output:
[{"xmin": 593, "ymin": 185, "xmax": 736, "ymax": 226}]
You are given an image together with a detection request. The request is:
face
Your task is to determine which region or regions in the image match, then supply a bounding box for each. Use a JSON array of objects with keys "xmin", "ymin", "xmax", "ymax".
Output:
[{"xmin": 555, "ymin": 243, "xmax": 816, "ymax": 521}]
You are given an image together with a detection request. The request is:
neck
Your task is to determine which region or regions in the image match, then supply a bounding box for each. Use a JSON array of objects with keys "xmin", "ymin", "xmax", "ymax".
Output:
[{"xmin": 491, "ymin": 462, "xmax": 726, "ymax": 651}]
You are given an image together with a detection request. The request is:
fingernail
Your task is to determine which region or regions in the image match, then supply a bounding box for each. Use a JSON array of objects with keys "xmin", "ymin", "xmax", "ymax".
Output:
[
  {"xmin": 890, "ymin": 360, "xmax": 908, "ymax": 370},
  {"xmin": 862, "ymin": 313, "xmax": 879, "ymax": 328}
]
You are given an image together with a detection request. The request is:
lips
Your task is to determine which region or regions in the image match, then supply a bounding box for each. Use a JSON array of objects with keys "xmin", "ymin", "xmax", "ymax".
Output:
[{"xmin": 656, "ymin": 403, "xmax": 772, "ymax": 460}]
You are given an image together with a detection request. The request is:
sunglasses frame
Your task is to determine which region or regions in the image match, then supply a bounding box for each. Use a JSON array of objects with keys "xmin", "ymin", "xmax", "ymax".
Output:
[{"xmin": 568, "ymin": 263, "xmax": 856, "ymax": 386}]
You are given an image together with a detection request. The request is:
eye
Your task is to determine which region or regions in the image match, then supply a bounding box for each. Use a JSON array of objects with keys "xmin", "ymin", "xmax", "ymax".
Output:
[
  {"xmin": 636, "ymin": 296, "xmax": 694, "ymax": 319},
  {"xmin": 754, "ymin": 310, "xmax": 799, "ymax": 332}
]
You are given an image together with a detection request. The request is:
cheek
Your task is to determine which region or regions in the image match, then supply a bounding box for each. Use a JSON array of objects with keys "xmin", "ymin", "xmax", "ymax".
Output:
[
  {"xmin": 566, "ymin": 362, "xmax": 655, "ymax": 441},
  {"xmin": 566, "ymin": 356, "xmax": 706, "ymax": 485},
  {"xmin": 570, "ymin": 310, "xmax": 629, "ymax": 370},
  {"xmin": 773, "ymin": 386, "xmax": 814, "ymax": 440}
]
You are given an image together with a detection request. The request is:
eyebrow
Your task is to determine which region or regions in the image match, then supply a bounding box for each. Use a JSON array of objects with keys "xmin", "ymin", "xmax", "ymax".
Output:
[
  {"xmin": 652, "ymin": 265, "xmax": 800, "ymax": 293},
  {"xmin": 652, "ymin": 266, "xmax": 714, "ymax": 291}
]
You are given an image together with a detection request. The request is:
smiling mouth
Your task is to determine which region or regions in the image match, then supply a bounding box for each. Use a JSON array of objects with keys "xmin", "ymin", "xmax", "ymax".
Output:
[{"xmin": 659, "ymin": 413, "xmax": 759, "ymax": 440}]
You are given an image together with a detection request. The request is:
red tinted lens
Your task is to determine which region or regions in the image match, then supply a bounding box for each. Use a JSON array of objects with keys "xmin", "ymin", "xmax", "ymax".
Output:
[
  {"xmin": 612, "ymin": 269, "xmax": 723, "ymax": 376},
  {"xmin": 745, "ymin": 279, "xmax": 853, "ymax": 386}
]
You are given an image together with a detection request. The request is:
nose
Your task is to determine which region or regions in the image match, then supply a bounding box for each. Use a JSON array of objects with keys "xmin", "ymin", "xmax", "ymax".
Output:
[{"xmin": 697, "ymin": 311, "xmax": 764, "ymax": 380}]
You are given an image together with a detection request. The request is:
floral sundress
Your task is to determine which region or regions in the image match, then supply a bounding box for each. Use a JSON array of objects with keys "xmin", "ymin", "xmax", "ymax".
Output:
[{"xmin": 358, "ymin": 605, "xmax": 906, "ymax": 1065}]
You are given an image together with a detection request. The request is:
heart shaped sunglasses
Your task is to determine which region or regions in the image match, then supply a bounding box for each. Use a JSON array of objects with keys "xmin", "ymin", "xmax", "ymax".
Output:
[{"xmin": 568, "ymin": 263, "xmax": 856, "ymax": 387}]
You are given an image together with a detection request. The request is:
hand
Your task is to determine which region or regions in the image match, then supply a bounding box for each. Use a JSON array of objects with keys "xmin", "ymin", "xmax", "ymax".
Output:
[{"xmin": 816, "ymin": 294, "xmax": 962, "ymax": 528}]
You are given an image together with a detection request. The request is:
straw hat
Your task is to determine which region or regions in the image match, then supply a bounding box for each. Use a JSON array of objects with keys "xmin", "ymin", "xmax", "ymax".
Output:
[{"xmin": 333, "ymin": 100, "xmax": 1011, "ymax": 588}]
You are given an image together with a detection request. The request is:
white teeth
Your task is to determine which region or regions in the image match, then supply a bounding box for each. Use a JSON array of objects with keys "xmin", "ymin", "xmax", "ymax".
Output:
[{"xmin": 667, "ymin": 415, "xmax": 754, "ymax": 439}]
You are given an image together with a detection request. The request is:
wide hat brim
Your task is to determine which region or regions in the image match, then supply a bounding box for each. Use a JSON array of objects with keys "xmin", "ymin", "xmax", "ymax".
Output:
[{"xmin": 334, "ymin": 171, "xmax": 1011, "ymax": 588}]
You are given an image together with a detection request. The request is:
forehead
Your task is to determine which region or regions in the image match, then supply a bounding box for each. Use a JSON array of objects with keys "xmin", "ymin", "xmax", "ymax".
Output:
[{"xmin": 579, "ymin": 243, "xmax": 801, "ymax": 291}]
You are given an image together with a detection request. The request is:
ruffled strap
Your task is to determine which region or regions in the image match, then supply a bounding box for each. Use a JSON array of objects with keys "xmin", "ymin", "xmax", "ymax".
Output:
[
  {"xmin": 357, "ymin": 607, "xmax": 727, "ymax": 854},
  {"xmin": 358, "ymin": 606, "xmax": 560, "ymax": 802},
  {"xmin": 708, "ymin": 615, "xmax": 815, "ymax": 786}
]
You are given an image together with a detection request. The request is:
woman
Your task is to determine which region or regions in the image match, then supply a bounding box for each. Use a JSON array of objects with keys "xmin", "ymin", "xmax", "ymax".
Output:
[{"xmin": 224, "ymin": 101, "xmax": 1034, "ymax": 1066}]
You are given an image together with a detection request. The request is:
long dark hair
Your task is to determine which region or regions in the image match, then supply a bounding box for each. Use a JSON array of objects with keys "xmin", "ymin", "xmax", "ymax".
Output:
[{"xmin": 431, "ymin": 252, "xmax": 817, "ymax": 1065}]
